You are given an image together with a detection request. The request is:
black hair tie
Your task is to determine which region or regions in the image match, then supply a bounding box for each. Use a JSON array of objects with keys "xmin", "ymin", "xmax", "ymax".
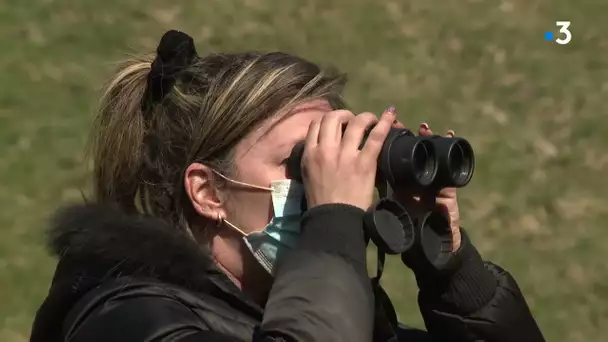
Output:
[{"xmin": 141, "ymin": 30, "xmax": 199, "ymax": 116}]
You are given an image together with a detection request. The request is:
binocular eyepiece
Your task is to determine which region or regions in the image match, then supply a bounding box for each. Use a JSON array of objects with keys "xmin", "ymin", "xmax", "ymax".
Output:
[{"xmin": 287, "ymin": 127, "xmax": 475, "ymax": 190}]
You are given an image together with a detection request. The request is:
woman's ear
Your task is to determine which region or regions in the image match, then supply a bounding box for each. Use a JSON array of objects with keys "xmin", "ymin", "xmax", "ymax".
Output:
[{"xmin": 184, "ymin": 163, "xmax": 226, "ymax": 221}]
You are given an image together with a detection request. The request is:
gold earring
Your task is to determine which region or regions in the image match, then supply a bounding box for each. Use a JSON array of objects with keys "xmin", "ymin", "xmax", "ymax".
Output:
[{"xmin": 216, "ymin": 213, "xmax": 223, "ymax": 228}]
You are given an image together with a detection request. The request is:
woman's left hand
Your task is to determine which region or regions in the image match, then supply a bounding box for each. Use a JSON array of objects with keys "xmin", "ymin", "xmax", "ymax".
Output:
[{"xmin": 390, "ymin": 118, "xmax": 462, "ymax": 252}]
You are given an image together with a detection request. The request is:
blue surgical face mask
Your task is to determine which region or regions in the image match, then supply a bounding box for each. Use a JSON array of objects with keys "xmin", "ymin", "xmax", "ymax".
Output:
[{"xmin": 213, "ymin": 172, "xmax": 305, "ymax": 275}]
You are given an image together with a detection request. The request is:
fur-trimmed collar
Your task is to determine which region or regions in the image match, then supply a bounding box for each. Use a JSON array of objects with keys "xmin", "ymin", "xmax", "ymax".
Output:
[
  {"xmin": 45, "ymin": 202, "xmax": 268, "ymax": 311},
  {"xmin": 47, "ymin": 203, "xmax": 223, "ymax": 292},
  {"xmin": 31, "ymin": 203, "xmax": 262, "ymax": 342}
]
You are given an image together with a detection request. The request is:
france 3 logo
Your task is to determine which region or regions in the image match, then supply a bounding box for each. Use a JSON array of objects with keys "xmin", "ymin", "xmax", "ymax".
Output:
[{"xmin": 544, "ymin": 21, "xmax": 572, "ymax": 45}]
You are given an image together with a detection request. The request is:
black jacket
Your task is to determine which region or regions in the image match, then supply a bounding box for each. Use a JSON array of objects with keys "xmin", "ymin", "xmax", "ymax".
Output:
[{"xmin": 30, "ymin": 203, "xmax": 544, "ymax": 342}]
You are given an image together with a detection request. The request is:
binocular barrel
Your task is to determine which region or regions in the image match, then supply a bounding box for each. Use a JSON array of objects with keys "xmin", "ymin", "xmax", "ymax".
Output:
[
  {"xmin": 287, "ymin": 127, "xmax": 475, "ymax": 190},
  {"xmin": 377, "ymin": 127, "xmax": 475, "ymax": 190}
]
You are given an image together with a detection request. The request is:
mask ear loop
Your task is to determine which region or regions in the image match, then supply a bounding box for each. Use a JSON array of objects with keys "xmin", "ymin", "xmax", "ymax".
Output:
[
  {"xmin": 217, "ymin": 212, "xmax": 249, "ymax": 236},
  {"xmin": 211, "ymin": 170, "xmax": 272, "ymax": 191},
  {"xmin": 211, "ymin": 170, "xmax": 272, "ymax": 236},
  {"xmin": 216, "ymin": 212, "xmax": 223, "ymax": 228}
]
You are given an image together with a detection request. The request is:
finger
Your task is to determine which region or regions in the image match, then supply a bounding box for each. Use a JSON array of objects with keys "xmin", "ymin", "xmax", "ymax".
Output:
[
  {"xmin": 341, "ymin": 112, "xmax": 379, "ymax": 152},
  {"xmin": 305, "ymin": 117, "xmax": 322, "ymax": 148},
  {"xmin": 418, "ymin": 122, "xmax": 434, "ymax": 136},
  {"xmin": 318, "ymin": 110, "xmax": 354, "ymax": 146},
  {"xmin": 435, "ymin": 197, "xmax": 459, "ymax": 226},
  {"xmin": 437, "ymin": 186, "xmax": 457, "ymax": 198},
  {"xmin": 446, "ymin": 130, "xmax": 455, "ymax": 138},
  {"xmin": 359, "ymin": 108, "xmax": 395, "ymax": 160}
]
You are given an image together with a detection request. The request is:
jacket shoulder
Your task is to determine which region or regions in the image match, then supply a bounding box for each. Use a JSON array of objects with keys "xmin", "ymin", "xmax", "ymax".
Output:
[{"xmin": 62, "ymin": 278, "xmax": 257, "ymax": 342}]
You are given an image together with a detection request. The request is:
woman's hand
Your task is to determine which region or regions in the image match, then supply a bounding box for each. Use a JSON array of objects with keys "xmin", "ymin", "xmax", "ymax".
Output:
[
  {"xmin": 391, "ymin": 119, "xmax": 462, "ymax": 252},
  {"xmin": 302, "ymin": 108, "xmax": 395, "ymax": 211}
]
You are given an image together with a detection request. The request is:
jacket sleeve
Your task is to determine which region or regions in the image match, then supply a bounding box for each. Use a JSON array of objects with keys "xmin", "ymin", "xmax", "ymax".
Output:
[
  {"xmin": 65, "ymin": 204, "xmax": 374, "ymax": 342},
  {"xmin": 405, "ymin": 229, "xmax": 545, "ymax": 342},
  {"xmin": 260, "ymin": 204, "xmax": 375, "ymax": 342}
]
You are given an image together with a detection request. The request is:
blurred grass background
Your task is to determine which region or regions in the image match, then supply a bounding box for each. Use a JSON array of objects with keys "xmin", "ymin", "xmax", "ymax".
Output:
[{"xmin": 1, "ymin": 0, "xmax": 607, "ymax": 341}]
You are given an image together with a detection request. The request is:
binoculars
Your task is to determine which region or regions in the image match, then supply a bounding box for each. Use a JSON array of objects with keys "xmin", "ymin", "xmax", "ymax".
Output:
[
  {"xmin": 287, "ymin": 127, "xmax": 476, "ymax": 190},
  {"xmin": 287, "ymin": 126, "xmax": 476, "ymax": 271}
]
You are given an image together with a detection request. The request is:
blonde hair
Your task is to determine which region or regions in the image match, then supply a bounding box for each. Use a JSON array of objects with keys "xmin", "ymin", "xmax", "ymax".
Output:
[{"xmin": 89, "ymin": 49, "xmax": 346, "ymax": 232}]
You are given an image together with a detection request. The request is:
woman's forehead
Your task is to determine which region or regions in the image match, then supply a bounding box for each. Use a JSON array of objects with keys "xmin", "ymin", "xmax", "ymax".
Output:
[{"xmin": 244, "ymin": 100, "xmax": 332, "ymax": 150}]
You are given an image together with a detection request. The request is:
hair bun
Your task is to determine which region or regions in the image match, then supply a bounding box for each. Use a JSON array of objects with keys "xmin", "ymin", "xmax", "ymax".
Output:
[{"xmin": 141, "ymin": 30, "xmax": 199, "ymax": 115}]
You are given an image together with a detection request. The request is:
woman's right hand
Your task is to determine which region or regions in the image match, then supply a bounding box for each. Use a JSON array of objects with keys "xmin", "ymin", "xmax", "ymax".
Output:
[{"xmin": 301, "ymin": 107, "xmax": 395, "ymax": 211}]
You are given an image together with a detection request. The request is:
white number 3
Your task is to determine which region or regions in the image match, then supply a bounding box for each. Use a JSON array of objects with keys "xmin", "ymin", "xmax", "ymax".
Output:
[{"xmin": 556, "ymin": 21, "xmax": 572, "ymax": 45}]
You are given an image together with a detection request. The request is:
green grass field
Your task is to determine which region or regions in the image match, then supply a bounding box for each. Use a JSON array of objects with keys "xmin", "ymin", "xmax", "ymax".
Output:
[{"xmin": 1, "ymin": 0, "xmax": 607, "ymax": 341}]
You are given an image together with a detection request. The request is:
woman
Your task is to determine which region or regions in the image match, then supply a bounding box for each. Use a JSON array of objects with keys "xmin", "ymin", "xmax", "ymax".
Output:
[{"xmin": 30, "ymin": 30, "xmax": 544, "ymax": 342}]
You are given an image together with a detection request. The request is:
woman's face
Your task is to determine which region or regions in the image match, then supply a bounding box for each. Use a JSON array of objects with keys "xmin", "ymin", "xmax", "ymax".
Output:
[
  {"xmin": 185, "ymin": 98, "xmax": 333, "ymax": 292},
  {"xmin": 224, "ymin": 99, "xmax": 332, "ymax": 233}
]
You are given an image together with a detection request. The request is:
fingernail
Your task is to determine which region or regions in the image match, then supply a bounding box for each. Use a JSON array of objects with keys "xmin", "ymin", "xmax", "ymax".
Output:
[
  {"xmin": 386, "ymin": 106, "xmax": 396, "ymax": 114},
  {"xmin": 420, "ymin": 123, "xmax": 429, "ymax": 130},
  {"xmin": 393, "ymin": 119, "xmax": 398, "ymax": 124},
  {"xmin": 447, "ymin": 130, "xmax": 455, "ymax": 137}
]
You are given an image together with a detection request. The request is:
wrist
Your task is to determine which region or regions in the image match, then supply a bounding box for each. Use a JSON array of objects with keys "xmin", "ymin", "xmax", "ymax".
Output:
[{"xmin": 299, "ymin": 203, "xmax": 367, "ymax": 266}]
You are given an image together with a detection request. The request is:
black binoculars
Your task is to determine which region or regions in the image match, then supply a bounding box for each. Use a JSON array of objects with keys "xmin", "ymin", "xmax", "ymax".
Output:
[
  {"xmin": 287, "ymin": 127, "xmax": 476, "ymax": 190},
  {"xmin": 287, "ymin": 126, "xmax": 476, "ymax": 272}
]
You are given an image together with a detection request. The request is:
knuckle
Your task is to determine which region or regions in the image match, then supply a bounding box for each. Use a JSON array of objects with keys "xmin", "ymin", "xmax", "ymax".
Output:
[
  {"xmin": 306, "ymin": 118, "xmax": 322, "ymax": 137},
  {"xmin": 366, "ymin": 123, "xmax": 391, "ymax": 143},
  {"xmin": 369, "ymin": 129, "xmax": 386, "ymax": 141},
  {"xmin": 356, "ymin": 157, "xmax": 377, "ymax": 173},
  {"xmin": 354, "ymin": 112, "xmax": 378, "ymax": 125},
  {"xmin": 338, "ymin": 148, "xmax": 357, "ymax": 162},
  {"xmin": 316, "ymin": 147, "xmax": 334, "ymax": 163},
  {"xmin": 360, "ymin": 112, "xmax": 378, "ymax": 121},
  {"xmin": 348, "ymin": 113, "xmax": 376, "ymax": 131},
  {"xmin": 367, "ymin": 127, "xmax": 387, "ymax": 142},
  {"xmin": 333, "ymin": 109, "xmax": 355, "ymax": 116},
  {"xmin": 310, "ymin": 117, "xmax": 322, "ymax": 127},
  {"xmin": 302, "ymin": 147, "xmax": 334, "ymax": 171},
  {"xmin": 301, "ymin": 150, "xmax": 313, "ymax": 167},
  {"xmin": 330, "ymin": 109, "xmax": 355, "ymax": 121}
]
